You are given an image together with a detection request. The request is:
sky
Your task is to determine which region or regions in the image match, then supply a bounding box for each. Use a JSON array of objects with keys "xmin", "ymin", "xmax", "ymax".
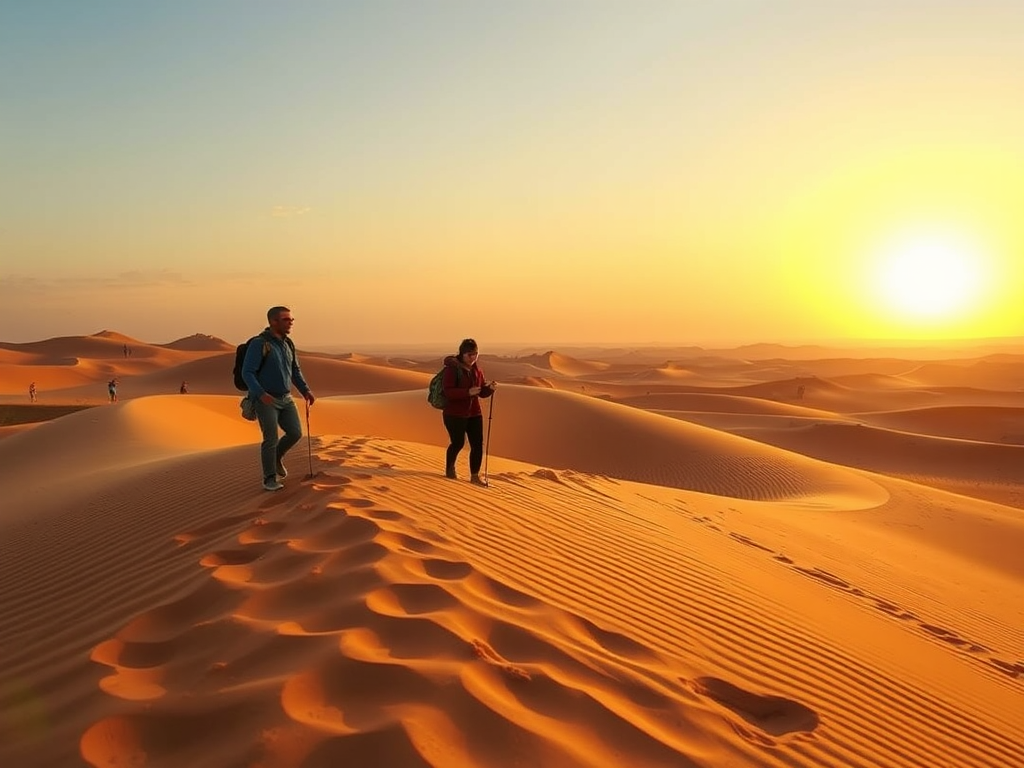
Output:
[{"xmin": 2, "ymin": 0, "xmax": 1022, "ymax": 347}]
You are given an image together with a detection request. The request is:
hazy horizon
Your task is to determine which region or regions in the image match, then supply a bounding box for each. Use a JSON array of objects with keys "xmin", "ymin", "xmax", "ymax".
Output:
[
  {"xmin": 2, "ymin": 1, "xmax": 1022, "ymax": 346},
  {"xmin": 3, "ymin": 326, "xmax": 1021, "ymax": 360}
]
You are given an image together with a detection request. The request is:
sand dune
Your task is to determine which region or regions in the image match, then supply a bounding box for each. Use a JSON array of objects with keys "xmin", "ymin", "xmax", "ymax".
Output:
[
  {"xmin": 0, "ymin": 347, "xmax": 44, "ymax": 365},
  {"xmin": 901, "ymin": 359, "xmax": 1024, "ymax": 390},
  {"xmin": 1, "ymin": 331, "xmax": 148, "ymax": 359},
  {"xmin": 0, "ymin": 394, "xmax": 1021, "ymax": 768},
  {"xmin": 0, "ymin": 334, "xmax": 231, "ymax": 400},
  {"xmin": 6, "ymin": 344, "xmax": 433, "ymax": 402},
  {"xmin": 296, "ymin": 388, "xmax": 885, "ymax": 506},
  {"xmin": 722, "ymin": 376, "xmax": 1024, "ymax": 413},
  {"xmin": 2, "ymin": 333, "xmax": 1023, "ymax": 768},
  {"xmin": 624, "ymin": 366, "xmax": 701, "ymax": 381},
  {"xmin": 730, "ymin": 420, "xmax": 1024, "ymax": 510},
  {"xmin": 826, "ymin": 372, "xmax": 917, "ymax": 389},
  {"xmin": 652, "ymin": 410, "xmax": 854, "ymax": 435},
  {"xmin": 162, "ymin": 353, "xmax": 431, "ymax": 398},
  {"xmin": 297, "ymin": 357, "xmax": 432, "ymax": 395},
  {"xmin": 855, "ymin": 405, "xmax": 1024, "ymax": 444},
  {"xmin": 160, "ymin": 333, "xmax": 235, "ymax": 352},
  {"xmin": 546, "ymin": 351, "xmax": 611, "ymax": 377},
  {"xmin": 615, "ymin": 392, "xmax": 840, "ymax": 417}
]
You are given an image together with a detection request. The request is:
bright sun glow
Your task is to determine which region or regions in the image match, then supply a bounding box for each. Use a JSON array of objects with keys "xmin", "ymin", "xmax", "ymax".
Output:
[{"xmin": 873, "ymin": 230, "xmax": 986, "ymax": 320}]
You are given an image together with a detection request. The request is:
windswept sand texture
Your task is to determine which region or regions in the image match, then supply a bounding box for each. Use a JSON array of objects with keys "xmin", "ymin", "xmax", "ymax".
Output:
[{"xmin": 1, "ymin": 334, "xmax": 1022, "ymax": 768}]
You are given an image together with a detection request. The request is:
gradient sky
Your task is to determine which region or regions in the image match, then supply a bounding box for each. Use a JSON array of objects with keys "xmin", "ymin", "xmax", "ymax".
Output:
[{"xmin": 2, "ymin": 0, "xmax": 1022, "ymax": 347}]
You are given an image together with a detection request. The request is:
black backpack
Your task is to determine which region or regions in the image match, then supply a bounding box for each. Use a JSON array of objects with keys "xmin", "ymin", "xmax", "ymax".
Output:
[{"xmin": 233, "ymin": 333, "xmax": 295, "ymax": 391}]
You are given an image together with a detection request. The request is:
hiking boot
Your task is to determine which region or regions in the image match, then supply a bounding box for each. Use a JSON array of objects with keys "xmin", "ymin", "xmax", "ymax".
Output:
[
  {"xmin": 276, "ymin": 460, "xmax": 288, "ymax": 478},
  {"xmin": 445, "ymin": 465, "xmax": 457, "ymax": 479},
  {"xmin": 470, "ymin": 474, "xmax": 488, "ymax": 487},
  {"xmin": 263, "ymin": 478, "xmax": 284, "ymax": 492}
]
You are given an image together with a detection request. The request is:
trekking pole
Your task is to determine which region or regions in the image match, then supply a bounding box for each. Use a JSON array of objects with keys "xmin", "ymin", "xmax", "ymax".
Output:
[
  {"xmin": 483, "ymin": 388, "xmax": 495, "ymax": 485},
  {"xmin": 304, "ymin": 398, "xmax": 315, "ymax": 480}
]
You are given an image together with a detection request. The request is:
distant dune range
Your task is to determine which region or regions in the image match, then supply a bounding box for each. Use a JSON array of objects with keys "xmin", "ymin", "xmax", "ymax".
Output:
[{"xmin": 1, "ymin": 332, "xmax": 1022, "ymax": 768}]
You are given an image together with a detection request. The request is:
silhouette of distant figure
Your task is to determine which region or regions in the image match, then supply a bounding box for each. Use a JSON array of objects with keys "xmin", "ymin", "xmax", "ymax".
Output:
[
  {"xmin": 797, "ymin": 384, "xmax": 806, "ymax": 400},
  {"xmin": 123, "ymin": 343, "xmax": 129, "ymax": 358},
  {"xmin": 108, "ymin": 378, "xmax": 118, "ymax": 403},
  {"xmin": 29, "ymin": 382, "xmax": 37, "ymax": 403},
  {"xmin": 179, "ymin": 380, "xmax": 188, "ymax": 394}
]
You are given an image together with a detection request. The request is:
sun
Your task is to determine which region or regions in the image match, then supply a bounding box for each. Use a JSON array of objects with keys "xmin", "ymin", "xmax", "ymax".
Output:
[{"xmin": 872, "ymin": 230, "xmax": 986, "ymax": 320}]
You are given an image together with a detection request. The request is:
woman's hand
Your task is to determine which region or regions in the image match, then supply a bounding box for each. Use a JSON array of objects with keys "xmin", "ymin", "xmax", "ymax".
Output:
[{"xmin": 468, "ymin": 386, "xmax": 482, "ymax": 396}]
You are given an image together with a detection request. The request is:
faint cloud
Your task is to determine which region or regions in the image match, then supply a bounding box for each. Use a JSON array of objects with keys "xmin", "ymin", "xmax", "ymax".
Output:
[
  {"xmin": 107, "ymin": 270, "xmax": 194, "ymax": 288},
  {"xmin": 271, "ymin": 205, "xmax": 311, "ymax": 218},
  {"xmin": 0, "ymin": 270, "xmax": 197, "ymax": 294}
]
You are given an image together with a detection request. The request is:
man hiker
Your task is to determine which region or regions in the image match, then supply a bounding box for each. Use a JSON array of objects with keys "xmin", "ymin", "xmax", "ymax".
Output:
[{"xmin": 241, "ymin": 306, "xmax": 315, "ymax": 491}]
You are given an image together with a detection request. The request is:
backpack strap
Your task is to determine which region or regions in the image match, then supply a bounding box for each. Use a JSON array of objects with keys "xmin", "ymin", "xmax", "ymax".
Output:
[
  {"xmin": 255, "ymin": 332, "xmax": 296, "ymax": 375},
  {"xmin": 253, "ymin": 332, "xmax": 272, "ymax": 377}
]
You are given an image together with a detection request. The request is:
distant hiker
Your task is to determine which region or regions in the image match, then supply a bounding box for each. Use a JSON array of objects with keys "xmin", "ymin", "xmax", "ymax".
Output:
[
  {"xmin": 123, "ymin": 343, "xmax": 129, "ymax": 358},
  {"xmin": 797, "ymin": 384, "xmax": 805, "ymax": 400},
  {"xmin": 29, "ymin": 382, "xmax": 37, "ymax": 403},
  {"xmin": 441, "ymin": 338, "xmax": 495, "ymax": 485},
  {"xmin": 108, "ymin": 379, "xmax": 118, "ymax": 403},
  {"xmin": 179, "ymin": 380, "xmax": 188, "ymax": 394},
  {"xmin": 240, "ymin": 306, "xmax": 315, "ymax": 492}
]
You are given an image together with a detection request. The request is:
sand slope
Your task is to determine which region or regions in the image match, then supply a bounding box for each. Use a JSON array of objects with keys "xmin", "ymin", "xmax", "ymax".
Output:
[
  {"xmin": 2, "ymin": 335, "xmax": 1023, "ymax": 768},
  {"xmin": 854, "ymin": 405, "xmax": 1024, "ymax": 444},
  {"xmin": 303, "ymin": 387, "xmax": 888, "ymax": 506},
  {"xmin": 730, "ymin": 419, "xmax": 1024, "ymax": 511},
  {"xmin": 0, "ymin": 395, "xmax": 1020, "ymax": 768}
]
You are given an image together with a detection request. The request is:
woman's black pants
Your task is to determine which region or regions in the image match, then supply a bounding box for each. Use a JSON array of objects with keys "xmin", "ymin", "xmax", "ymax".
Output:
[{"xmin": 443, "ymin": 415, "xmax": 484, "ymax": 474}]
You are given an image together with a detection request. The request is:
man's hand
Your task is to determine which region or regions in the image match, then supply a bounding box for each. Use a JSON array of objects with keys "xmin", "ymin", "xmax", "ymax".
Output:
[
  {"xmin": 304, "ymin": 391, "xmax": 316, "ymax": 406},
  {"xmin": 259, "ymin": 393, "xmax": 274, "ymax": 404}
]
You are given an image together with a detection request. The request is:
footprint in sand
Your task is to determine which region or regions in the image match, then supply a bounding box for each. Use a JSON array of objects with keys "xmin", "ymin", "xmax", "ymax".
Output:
[
  {"xmin": 794, "ymin": 566, "xmax": 852, "ymax": 590},
  {"xmin": 919, "ymin": 623, "xmax": 969, "ymax": 645},
  {"xmin": 693, "ymin": 676, "xmax": 819, "ymax": 737},
  {"xmin": 174, "ymin": 512, "xmax": 256, "ymax": 545},
  {"xmin": 338, "ymin": 497, "xmax": 376, "ymax": 508},
  {"xmin": 422, "ymin": 558, "xmax": 473, "ymax": 580},
  {"xmin": 365, "ymin": 509, "xmax": 402, "ymax": 521},
  {"xmin": 199, "ymin": 545, "xmax": 272, "ymax": 567},
  {"xmin": 872, "ymin": 599, "xmax": 917, "ymax": 622},
  {"xmin": 471, "ymin": 639, "xmax": 531, "ymax": 681},
  {"xmin": 990, "ymin": 659, "xmax": 1024, "ymax": 679},
  {"xmin": 531, "ymin": 468, "xmax": 562, "ymax": 483},
  {"xmin": 309, "ymin": 474, "xmax": 353, "ymax": 487},
  {"xmin": 577, "ymin": 617, "xmax": 660, "ymax": 663},
  {"xmin": 728, "ymin": 532, "xmax": 774, "ymax": 552}
]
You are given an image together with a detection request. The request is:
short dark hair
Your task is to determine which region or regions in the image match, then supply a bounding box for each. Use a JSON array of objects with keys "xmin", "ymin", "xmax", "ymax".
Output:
[
  {"xmin": 458, "ymin": 338, "xmax": 478, "ymax": 356},
  {"xmin": 267, "ymin": 306, "xmax": 291, "ymax": 322}
]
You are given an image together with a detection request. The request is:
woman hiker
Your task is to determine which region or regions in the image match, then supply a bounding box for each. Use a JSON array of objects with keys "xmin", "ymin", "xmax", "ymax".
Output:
[{"xmin": 441, "ymin": 338, "xmax": 496, "ymax": 485}]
